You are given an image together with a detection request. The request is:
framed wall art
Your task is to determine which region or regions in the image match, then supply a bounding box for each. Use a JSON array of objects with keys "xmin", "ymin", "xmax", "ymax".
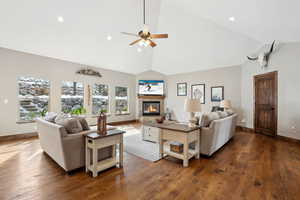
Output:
[
  {"xmin": 191, "ymin": 84, "xmax": 205, "ymax": 104},
  {"xmin": 211, "ymin": 86, "xmax": 224, "ymax": 102},
  {"xmin": 177, "ymin": 83, "xmax": 187, "ymax": 96}
]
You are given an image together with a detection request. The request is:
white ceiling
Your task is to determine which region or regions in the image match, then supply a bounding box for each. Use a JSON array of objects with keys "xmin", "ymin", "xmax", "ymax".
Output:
[
  {"xmin": 176, "ymin": 0, "xmax": 300, "ymax": 43},
  {"xmin": 0, "ymin": 0, "xmax": 161, "ymax": 74},
  {"xmin": 0, "ymin": 0, "xmax": 299, "ymax": 74},
  {"xmin": 151, "ymin": 0, "xmax": 260, "ymax": 74}
]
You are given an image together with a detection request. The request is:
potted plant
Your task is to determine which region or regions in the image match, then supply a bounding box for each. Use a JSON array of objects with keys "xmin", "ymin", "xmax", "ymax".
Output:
[{"xmin": 70, "ymin": 106, "xmax": 87, "ymax": 117}]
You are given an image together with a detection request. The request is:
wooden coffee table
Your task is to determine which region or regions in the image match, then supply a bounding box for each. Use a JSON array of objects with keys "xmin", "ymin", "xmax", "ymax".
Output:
[
  {"xmin": 143, "ymin": 121, "xmax": 200, "ymax": 167},
  {"xmin": 85, "ymin": 129, "xmax": 125, "ymax": 177}
]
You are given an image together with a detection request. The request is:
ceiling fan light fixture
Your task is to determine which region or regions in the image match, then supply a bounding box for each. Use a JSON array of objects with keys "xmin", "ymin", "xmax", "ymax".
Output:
[
  {"xmin": 139, "ymin": 39, "xmax": 150, "ymax": 47},
  {"xmin": 139, "ymin": 40, "xmax": 145, "ymax": 46}
]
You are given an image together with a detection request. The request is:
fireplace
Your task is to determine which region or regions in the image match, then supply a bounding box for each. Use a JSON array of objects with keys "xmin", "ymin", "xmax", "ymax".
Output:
[{"xmin": 142, "ymin": 101, "xmax": 160, "ymax": 116}]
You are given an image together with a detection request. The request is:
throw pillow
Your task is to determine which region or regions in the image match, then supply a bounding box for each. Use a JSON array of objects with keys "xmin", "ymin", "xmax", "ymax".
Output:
[
  {"xmin": 57, "ymin": 118, "xmax": 83, "ymax": 134},
  {"xmin": 217, "ymin": 111, "xmax": 228, "ymax": 118},
  {"xmin": 76, "ymin": 117, "xmax": 90, "ymax": 131},
  {"xmin": 55, "ymin": 112, "xmax": 71, "ymax": 124},
  {"xmin": 201, "ymin": 112, "xmax": 220, "ymax": 127},
  {"xmin": 200, "ymin": 114, "xmax": 210, "ymax": 127},
  {"xmin": 209, "ymin": 112, "xmax": 220, "ymax": 121},
  {"xmin": 195, "ymin": 112, "xmax": 203, "ymax": 125},
  {"xmin": 44, "ymin": 112, "xmax": 58, "ymax": 123},
  {"xmin": 226, "ymin": 109, "xmax": 234, "ymax": 115}
]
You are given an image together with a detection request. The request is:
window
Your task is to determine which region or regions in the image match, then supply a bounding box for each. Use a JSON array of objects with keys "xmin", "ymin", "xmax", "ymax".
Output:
[
  {"xmin": 115, "ymin": 86, "xmax": 129, "ymax": 114},
  {"xmin": 61, "ymin": 81, "xmax": 84, "ymax": 113},
  {"xmin": 18, "ymin": 77, "xmax": 50, "ymax": 121},
  {"xmin": 92, "ymin": 84, "xmax": 109, "ymax": 114}
]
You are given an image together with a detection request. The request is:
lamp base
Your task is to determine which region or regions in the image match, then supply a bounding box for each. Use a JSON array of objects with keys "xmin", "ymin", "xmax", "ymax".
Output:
[
  {"xmin": 188, "ymin": 112, "xmax": 198, "ymax": 127},
  {"xmin": 188, "ymin": 121, "xmax": 197, "ymax": 127}
]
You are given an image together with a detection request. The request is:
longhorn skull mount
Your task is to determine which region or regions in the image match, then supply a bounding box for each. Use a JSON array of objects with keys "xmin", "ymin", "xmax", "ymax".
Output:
[{"xmin": 247, "ymin": 40, "xmax": 276, "ymax": 68}]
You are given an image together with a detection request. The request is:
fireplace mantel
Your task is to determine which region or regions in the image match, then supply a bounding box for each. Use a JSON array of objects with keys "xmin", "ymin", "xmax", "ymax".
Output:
[{"xmin": 138, "ymin": 95, "xmax": 165, "ymax": 100}]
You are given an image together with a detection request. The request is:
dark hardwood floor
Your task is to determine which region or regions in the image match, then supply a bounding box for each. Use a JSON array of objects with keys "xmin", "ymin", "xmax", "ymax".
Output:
[{"xmin": 0, "ymin": 123, "xmax": 300, "ymax": 200}]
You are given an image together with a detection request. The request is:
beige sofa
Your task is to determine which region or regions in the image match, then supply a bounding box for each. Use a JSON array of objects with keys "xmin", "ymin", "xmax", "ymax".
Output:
[
  {"xmin": 36, "ymin": 118, "xmax": 115, "ymax": 172},
  {"xmin": 200, "ymin": 113, "xmax": 238, "ymax": 156}
]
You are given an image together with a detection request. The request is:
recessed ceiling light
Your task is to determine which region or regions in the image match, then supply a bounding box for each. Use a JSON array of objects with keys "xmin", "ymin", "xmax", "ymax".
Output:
[
  {"xmin": 229, "ymin": 17, "xmax": 235, "ymax": 22},
  {"xmin": 57, "ymin": 16, "xmax": 64, "ymax": 23},
  {"xmin": 107, "ymin": 35, "xmax": 112, "ymax": 41},
  {"xmin": 137, "ymin": 48, "xmax": 142, "ymax": 52}
]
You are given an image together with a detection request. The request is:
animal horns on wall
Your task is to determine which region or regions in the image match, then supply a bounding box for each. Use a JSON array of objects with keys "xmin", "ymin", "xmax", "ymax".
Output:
[{"xmin": 247, "ymin": 40, "xmax": 276, "ymax": 68}]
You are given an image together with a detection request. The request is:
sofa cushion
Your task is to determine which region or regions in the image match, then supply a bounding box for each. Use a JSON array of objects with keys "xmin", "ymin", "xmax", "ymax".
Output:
[
  {"xmin": 201, "ymin": 112, "xmax": 220, "ymax": 127},
  {"xmin": 56, "ymin": 118, "xmax": 83, "ymax": 134},
  {"xmin": 217, "ymin": 111, "xmax": 229, "ymax": 118},
  {"xmin": 44, "ymin": 112, "xmax": 58, "ymax": 123},
  {"xmin": 76, "ymin": 117, "xmax": 90, "ymax": 131}
]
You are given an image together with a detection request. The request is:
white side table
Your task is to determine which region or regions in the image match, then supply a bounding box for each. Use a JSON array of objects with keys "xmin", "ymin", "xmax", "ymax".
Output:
[{"xmin": 85, "ymin": 129, "xmax": 125, "ymax": 177}]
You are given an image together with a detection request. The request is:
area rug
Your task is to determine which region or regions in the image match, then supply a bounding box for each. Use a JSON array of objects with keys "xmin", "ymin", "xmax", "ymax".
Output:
[{"xmin": 123, "ymin": 127, "xmax": 160, "ymax": 162}]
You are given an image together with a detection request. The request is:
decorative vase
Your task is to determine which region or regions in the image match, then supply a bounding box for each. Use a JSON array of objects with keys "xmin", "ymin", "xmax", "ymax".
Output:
[{"xmin": 97, "ymin": 112, "xmax": 107, "ymax": 135}]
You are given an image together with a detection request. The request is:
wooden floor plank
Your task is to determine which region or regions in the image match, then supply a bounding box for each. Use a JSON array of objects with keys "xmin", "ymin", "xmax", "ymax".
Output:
[{"xmin": 0, "ymin": 123, "xmax": 300, "ymax": 200}]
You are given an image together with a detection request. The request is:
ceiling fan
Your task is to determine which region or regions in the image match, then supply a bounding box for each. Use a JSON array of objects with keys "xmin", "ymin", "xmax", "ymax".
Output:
[{"xmin": 121, "ymin": 0, "xmax": 168, "ymax": 48}]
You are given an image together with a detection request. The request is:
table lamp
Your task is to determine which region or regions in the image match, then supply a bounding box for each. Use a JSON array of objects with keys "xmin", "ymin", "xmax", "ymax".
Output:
[
  {"xmin": 220, "ymin": 100, "xmax": 231, "ymax": 110},
  {"xmin": 184, "ymin": 99, "xmax": 201, "ymax": 127}
]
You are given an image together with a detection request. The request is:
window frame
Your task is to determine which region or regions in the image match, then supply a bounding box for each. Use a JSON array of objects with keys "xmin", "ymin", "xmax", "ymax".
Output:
[
  {"xmin": 91, "ymin": 83, "xmax": 110, "ymax": 115},
  {"xmin": 17, "ymin": 76, "xmax": 51, "ymax": 123},
  {"xmin": 61, "ymin": 81, "xmax": 85, "ymax": 114},
  {"xmin": 115, "ymin": 86, "xmax": 130, "ymax": 115}
]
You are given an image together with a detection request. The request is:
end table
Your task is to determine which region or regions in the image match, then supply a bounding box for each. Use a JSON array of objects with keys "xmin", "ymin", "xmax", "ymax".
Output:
[{"xmin": 85, "ymin": 129, "xmax": 125, "ymax": 177}]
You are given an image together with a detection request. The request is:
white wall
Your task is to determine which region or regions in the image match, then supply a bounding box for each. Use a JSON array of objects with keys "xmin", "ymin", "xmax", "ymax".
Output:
[
  {"xmin": 166, "ymin": 66, "xmax": 242, "ymax": 122},
  {"xmin": 2, "ymin": 42, "xmax": 300, "ymax": 141},
  {"xmin": 0, "ymin": 48, "xmax": 136, "ymax": 136},
  {"xmin": 241, "ymin": 42, "xmax": 300, "ymax": 140}
]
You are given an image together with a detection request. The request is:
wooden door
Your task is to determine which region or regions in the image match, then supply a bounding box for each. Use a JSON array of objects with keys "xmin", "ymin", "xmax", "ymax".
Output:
[{"xmin": 254, "ymin": 71, "xmax": 278, "ymax": 136}]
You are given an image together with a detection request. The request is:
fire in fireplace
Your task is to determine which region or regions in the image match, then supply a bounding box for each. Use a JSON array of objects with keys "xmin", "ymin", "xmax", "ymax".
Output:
[{"xmin": 142, "ymin": 101, "xmax": 160, "ymax": 116}]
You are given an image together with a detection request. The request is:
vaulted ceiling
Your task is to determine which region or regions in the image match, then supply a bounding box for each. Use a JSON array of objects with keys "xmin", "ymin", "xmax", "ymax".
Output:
[{"xmin": 0, "ymin": 0, "xmax": 299, "ymax": 75}]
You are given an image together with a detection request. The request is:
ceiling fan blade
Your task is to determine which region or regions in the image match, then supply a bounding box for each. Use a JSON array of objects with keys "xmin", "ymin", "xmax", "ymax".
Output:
[
  {"xmin": 130, "ymin": 39, "xmax": 142, "ymax": 46},
  {"xmin": 150, "ymin": 34, "xmax": 168, "ymax": 39},
  {"xmin": 148, "ymin": 39, "xmax": 157, "ymax": 47},
  {"xmin": 121, "ymin": 32, "xmax": 139, "ymax": 37}
]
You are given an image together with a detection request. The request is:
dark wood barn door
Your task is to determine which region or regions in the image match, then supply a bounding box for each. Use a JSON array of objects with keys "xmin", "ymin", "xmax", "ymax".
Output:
[{"xmin": 254, "ymin": 71, "xmax": 278, "ymax": 136}]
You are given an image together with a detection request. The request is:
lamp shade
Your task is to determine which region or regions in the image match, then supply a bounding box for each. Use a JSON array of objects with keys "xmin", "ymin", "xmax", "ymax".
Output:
[
  {"xmin": 220, "ymin": 100, "xmax": 231, "ymax": 109},
  {"xmin": 184, "ymin": 99, "xmax": 201, "ymax": 112}
]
